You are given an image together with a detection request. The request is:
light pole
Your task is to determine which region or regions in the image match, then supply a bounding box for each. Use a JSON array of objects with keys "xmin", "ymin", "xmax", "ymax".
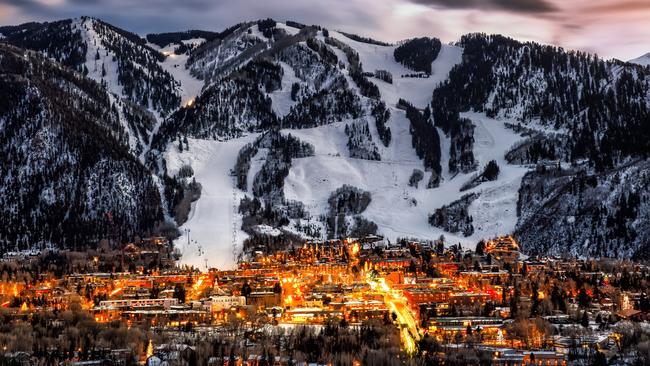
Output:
[{"xmin": 183, "ymin": 228, "xmax": 191, "ymax": 255}]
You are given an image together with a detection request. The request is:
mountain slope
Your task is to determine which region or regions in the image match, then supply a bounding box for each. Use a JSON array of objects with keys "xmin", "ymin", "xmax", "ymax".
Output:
[
  {"xmin": 3, "ymin": 17, "xmax": 650, "ymax": 265},
  {"xmin": 0, "ymin": 43, "xmax": 163, "ymax": 252},
  {"xmin": 516, "ymin": 160, "xmax": 650, "ymax": 259},
  {"xmin": 165, "ymin": 27, "xmax": 650, "ymax": 267},
  {"xmin": 425, "ymin": 33, "xmax": 650, "ymax": 257},
  {"xmin": 161, "ymin": 24, "xmax": 534, "ymax": 269},
  {"xmin": 2, "ymin": 17, "xmax": 181, "ymax": 113},
  {"xmin": 1, "ymin": 17, "xmax": 187, "ymax": 156},
  {"xmin": 629, "ymin": 52, "xmax": 650, "ymax": 67}
]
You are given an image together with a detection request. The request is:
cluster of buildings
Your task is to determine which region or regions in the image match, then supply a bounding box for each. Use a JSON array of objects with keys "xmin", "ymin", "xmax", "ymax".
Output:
[{"xmin": 2, "ymin": 235, "xmax": 650, "ymax": 365}]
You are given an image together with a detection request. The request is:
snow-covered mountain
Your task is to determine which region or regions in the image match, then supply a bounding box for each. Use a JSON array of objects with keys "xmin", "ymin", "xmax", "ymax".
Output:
[
  {"xmin": 629, "ymin": 52, "xmax": 650, "ymax": 67},
  {"xmin": 2, "ymin": 18, "xmax": 650, "ymax": 267},
  {"xmin": 0, "ymin": 17, "xmax": 202, "ymax": 157},
  {"xmin": 0, "ymin": 43, "xmax": 163, "ymax": 252}
]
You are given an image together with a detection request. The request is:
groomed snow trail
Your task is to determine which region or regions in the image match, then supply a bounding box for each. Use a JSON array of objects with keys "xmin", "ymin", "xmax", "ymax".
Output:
[
  {"xmin": 284, "ymin": 112, "xmax": 528, "ymax": 249},
  {"xmin": 165, "ymin": 136, "xmax": 258, "ymax": 270}
]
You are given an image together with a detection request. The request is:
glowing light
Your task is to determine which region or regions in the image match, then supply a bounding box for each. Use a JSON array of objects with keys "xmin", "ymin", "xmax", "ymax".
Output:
[
  {"xmin": 496, "ymin": 329, "xmax": 505, "ymax": 345},
  {"xmin": 193, "ymin": 277, "xmax": 204, "ymax": 291},
  {"xmin": 146, "ymin": 339, "xmax": 154, "ymax": 358},
  {"xmin": 622, "ymin": 294, "xmax": 631, "ymax": 310},
  {"xmin": 350, "ymin": 243, "xmax": 360, "ymax": 257}
]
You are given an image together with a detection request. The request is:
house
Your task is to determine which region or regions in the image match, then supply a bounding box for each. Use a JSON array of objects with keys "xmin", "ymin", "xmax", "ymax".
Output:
[
  {"xmin": 210, "ymin": 295, "xmax": 246, "ymax": 312},
  {"xmin": 617, "ymin": 308, "xmax": 645, "ymax": 321},
  {"xmin": 484, "ymin": 236, "xmax": 520, "ymax": 264},
  {"xmin": 554, "ymin": 335, "xmax": 609, "ymax": 357},
  {"xmin": 247, "ymin": 291, "xmax": 281, "ymax": 308}
]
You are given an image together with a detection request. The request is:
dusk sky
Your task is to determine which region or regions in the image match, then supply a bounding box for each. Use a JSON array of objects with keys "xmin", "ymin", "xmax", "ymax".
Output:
[{"xmin": 1, "ymin": 0, "xmax": 648, "ymax": 61}]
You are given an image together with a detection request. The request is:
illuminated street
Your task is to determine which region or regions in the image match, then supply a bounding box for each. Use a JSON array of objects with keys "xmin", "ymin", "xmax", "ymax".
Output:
[{"xmin": 368, "ymin": 276, "xmax": 421, "ymax": 353}]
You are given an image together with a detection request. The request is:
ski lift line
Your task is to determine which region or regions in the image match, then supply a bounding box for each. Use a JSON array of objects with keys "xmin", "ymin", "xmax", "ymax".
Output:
[{"xmin": 231, "ymin": 188, "xmax": 238, "ymax": 263}]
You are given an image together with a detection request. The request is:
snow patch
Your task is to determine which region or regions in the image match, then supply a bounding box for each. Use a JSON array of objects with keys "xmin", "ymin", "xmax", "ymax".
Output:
[{"xmin": 268, "ymin": 61, "xmax": 300, "ymax": 117}]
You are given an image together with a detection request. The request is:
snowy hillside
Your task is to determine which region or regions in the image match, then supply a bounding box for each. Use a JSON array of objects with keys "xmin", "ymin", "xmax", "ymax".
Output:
[
  {"xmin": 1, "ymin": 17, "xmax": 196, "ymax": 157},
  {"xmin": 165, "ymin": 137, "xmax": 257, "ymax": 269},
  {"xmin": 0, "ymin": 43, "xmax": 163, "ymax": 252},
  {"xmin": 164, "ymin": 24, "xmax": 650, "ymax": 266},
  {"xmin": 149, "ymin": 39, "xmax": 205, "ymax": 106},
  {"xmin": 163, "ymin": 23, "xmax": 533, "ymax": 268},
  {"xmin": 3, "ymin": 17, "xmax": 650, "ymax": 265},
  {"xmin": 629, "ymin": 52, "xmax": 650, "ymax": 67},
  {"xmin": 283, "ymin": 112, "xmax": 528, "ymax": 248},
  {"xmin": 328, "ymin": 31, "xmax": 463, "ymax": 108},
  {"xmin": 73, "ymin": 17, "xmax": 181, "ymax": 115}
]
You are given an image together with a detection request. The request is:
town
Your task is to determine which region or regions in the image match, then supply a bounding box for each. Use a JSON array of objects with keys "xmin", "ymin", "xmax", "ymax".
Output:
[{"xmin": 1, "ymin": 235, "xmax": 650, "ymax": 365}]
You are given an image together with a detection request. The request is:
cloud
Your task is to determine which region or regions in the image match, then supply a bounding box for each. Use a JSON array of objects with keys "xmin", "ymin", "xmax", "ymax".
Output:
[
  {"xmin": 0, "ymin": 0, "xmax": 647, "ymax": 60},
  {"xmin": 0, "ymin": 0, "xmax": 383, "ymax": 36},
  {"xmin": 409, "ymin": 0, "xmax": 557, "ymax": 14},
  {"xmin": 581, "ymin": 0, "xmax": 650, "ymax": 15},
  {"xmin": 65, "ymin": 0, "xmax": 217, "ymax": 11},
  {"xmin": 0, "ymin": 0, "xmax": 47, "ymax": 12}
]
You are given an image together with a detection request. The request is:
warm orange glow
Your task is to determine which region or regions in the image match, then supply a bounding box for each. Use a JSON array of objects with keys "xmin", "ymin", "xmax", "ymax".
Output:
[
  {"xmin": 145, "ymin": 339, "xmax": 154, "ymax": 359},
  {"xmin": 350, "ymin": 243, "xmax": 360, "ymax": 257}
]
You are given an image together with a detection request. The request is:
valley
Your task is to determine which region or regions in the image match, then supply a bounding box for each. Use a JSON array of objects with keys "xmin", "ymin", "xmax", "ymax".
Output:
[{"xmin": 2, "ymin": 10, "xmax": 650, "ymax": 365}]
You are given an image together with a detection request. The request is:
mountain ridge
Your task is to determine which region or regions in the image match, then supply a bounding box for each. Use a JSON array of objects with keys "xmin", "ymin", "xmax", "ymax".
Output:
[{"xmin": 1, "ymin": 16, "xmax": 649, "ymax": 267}]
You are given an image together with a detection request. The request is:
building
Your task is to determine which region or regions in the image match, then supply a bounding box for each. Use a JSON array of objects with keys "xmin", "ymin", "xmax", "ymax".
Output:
[
  {"xmin": 403, "ymin": 287, "xmax": 450, "ymax": 307},
  {"xmin": 98, "ymin": 298, "xmax": 178, "ymax": 310},
  {"xmin": 491, "ymin": 349, "xmax": 566, "ymax": 366},
  {"xmin": 428, "ymin": 316, "xmax": 503, "ymax": 337},
  {"xmin": 210, "ymin": 295, "xmax": 246, "ymax": 312},
  {"xmin": 247, "ymin": 291, "xmax": 281, "ymax": 308},
  {"xmin": 449, "ymin": 292, "xmax": 490, "ymax": 307},
  {"xmin": 484, "ymin": 236, "xmax": 520, "ymax": 264},
  {"xmin": 617, "ymin": 308, "xmax": 645, "ymax": 321}
]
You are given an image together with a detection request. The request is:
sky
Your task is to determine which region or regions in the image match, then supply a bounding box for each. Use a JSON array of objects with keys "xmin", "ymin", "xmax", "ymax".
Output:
[{"xmin": 0, "ymin": 0, "xmax": 648, "ymax": 61}]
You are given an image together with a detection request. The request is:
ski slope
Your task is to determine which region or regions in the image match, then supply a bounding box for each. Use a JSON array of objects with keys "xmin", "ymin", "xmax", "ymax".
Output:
[
  {"xmin": 165, "ymin": 136, "xmax": 258, "ymax": 270},
  {"xmin": 330, "ymin": 31, "xmax": 463, "ymax": 108},
  {"xmin": 284, "ymin": 111, "xmax": 528, "ymax": 248},
  {"xmin": 76, "ymin": 18, "xmax": 123, "ymax": 101},
  {"xmin": 164, "ymin": 30, "xmax": 531, "ymax": 269},
  {"xmin": 153, "ymin": 42, "xmax": 205, "ymax": 106},
  {"xmin": 278, "ymin": 32, "xmax": 524, "ymax": 248},
  {"xmin": 268, "ymin": 61, "xmax": 300, "ymax": 117}
]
